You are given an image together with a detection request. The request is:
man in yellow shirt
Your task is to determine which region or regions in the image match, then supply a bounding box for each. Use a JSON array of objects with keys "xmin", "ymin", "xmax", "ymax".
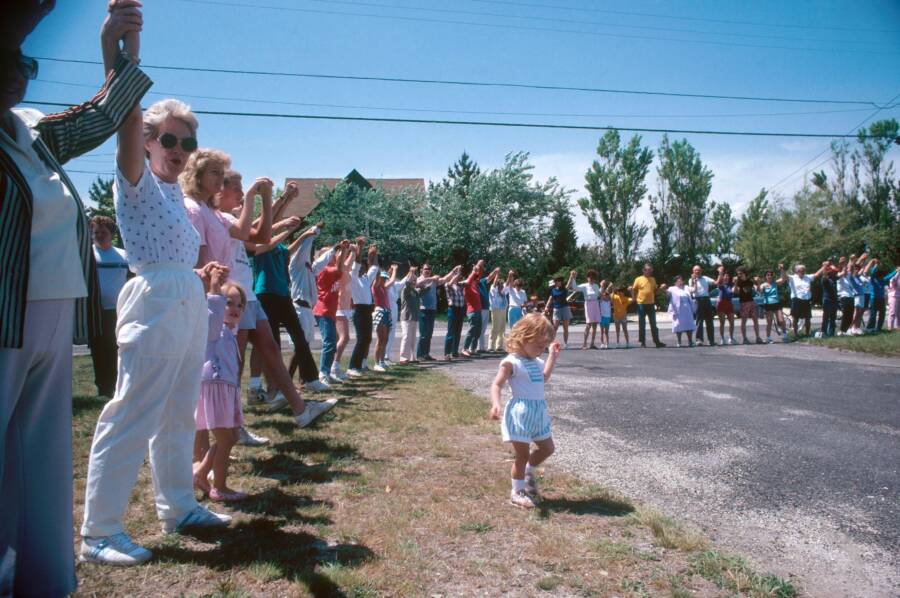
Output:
[{"xmin": 630, "ymin": 263, "xmax": 667, "ymax": 348}]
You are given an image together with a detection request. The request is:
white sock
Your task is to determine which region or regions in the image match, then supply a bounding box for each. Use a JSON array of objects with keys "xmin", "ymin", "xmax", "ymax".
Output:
[
  {"xmin": 249, "ymin": 377, "xmax": 261, "ymax": 389},
  {"xmin": 525, "ymin": 464, "xmax": 536, "ymax": 477},
  {"xmin": 512, "ymin": 478, "xmax": 525, "ymax": 492}
]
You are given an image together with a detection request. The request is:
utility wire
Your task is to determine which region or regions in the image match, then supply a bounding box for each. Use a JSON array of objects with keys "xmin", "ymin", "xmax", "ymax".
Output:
[
  {"xmin": 22, "ymin": 100, "xmax": 894, "ymax": 139},
  {"xmin": 173, "ymin": 0, "xmax": 900, "ymax": 56},
  {"xmin": 204, "ymin": 0, "xmax": 892, "ymax": 48},
  {"xmin": 34, "ymin": 56, "xmax": 890, "ymax": 108},
  {"xmin": 469, "ymin": 0, "xmax": 900, "ymax": 35},
  {"xmin": 35, "ymin": 78, "xmax": 896, "ymax": 120},
  {"xmin": 767, "ymin": 90, "xmax": 900, "ymax": 194}
]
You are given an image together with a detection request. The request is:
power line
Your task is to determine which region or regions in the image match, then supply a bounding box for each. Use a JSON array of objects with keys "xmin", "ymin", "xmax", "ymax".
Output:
[
  {"xmin": 36, "ymin": 78, "xmax": 896, "ymax": 120},
  {"xmin": 173, "ymin": 0, "xmax": 900, "ymax": 56},
  {"xmin": 201, "ymin": 0, "xmax": 893, "ymax": 49},
  {"xmin": 66, "ymin": 169, "xmax": 114, "ymax": 175},
  {"xmin": 23, "ymin": 99, "xmax": 894, "ymax": 139},
  {"xmin": 34, "ymin": 56, "xmax": 891, "ymax": 108},
  {"xmin": 470, "ymin": 0, "xmax": 900, "ymax": 35},
  {"xmin": 767, "ymin": 90, "xmax": 900, "ymax": 194}
]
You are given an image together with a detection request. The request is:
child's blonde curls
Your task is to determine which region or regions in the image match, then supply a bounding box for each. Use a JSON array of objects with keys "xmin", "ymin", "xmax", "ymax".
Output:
[{"xmin": 506, "ymin": 313, "xmax": 554, "ymax": 354}]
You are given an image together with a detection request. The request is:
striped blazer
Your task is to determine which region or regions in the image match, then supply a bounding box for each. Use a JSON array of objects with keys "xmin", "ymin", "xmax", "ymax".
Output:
[{"xmin": 0, "ymin": 55, "xmax": 152, "ymax": 349}]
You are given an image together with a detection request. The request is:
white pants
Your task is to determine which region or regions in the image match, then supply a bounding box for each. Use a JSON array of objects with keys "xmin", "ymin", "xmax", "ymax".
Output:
[
  {"xmin": 399, "ymin": 319, "xmax": 417, "ymax": 361},
  {"xmin": 385, "ymin": 308, "xmax": 398, "ymax": 358},
  {"xmin": 478, "ymin": 308, "xmax": 490, "ymax": 350},
  {"xmin": 81, "ymin": 265, "xmax": 207, "ymax": 537},
  {"xmin": 295, "ymin": 303, "xmax": 316, "ymax": 344},
  {"xmin": 0, "ymin": 300, "xmax": 77, "ymax": 596}
]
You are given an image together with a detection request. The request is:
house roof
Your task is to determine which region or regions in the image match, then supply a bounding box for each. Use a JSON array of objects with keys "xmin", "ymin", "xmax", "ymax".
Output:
[{"xmin": 280, "ymin": 171, "xmax": 426, "ymax": 218}]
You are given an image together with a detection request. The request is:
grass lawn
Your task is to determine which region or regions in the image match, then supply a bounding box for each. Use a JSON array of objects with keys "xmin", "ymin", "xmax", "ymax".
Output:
[
  {"xmin": 806, "ymin": 330, "xmax": 900, "ymax": 357},
  {"xmin": 71, "ymin": 355, "xmax": 798, "ymax": 597}
]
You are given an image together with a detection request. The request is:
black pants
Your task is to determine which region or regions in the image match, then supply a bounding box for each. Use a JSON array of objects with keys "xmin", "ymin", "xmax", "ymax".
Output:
[
  {"xmin": 88, "ymin": 308, "xmax": 118, "ymax": 397},
  {"xmin": 257, "ymin": 293, "xmax": 318, "ymax": 383},
  {"xmin": 350, "ymin": 304, "xmax": 374, "ymax": 370},
  {"xmin": 839, "ymin": 297, "xmax": 855, "ymax": 333},
  {"xmin": 867, "ymin": 297, "xmax": 885, "ymax": 331},
  {"xmin": 637, "ymin": 304, "xmax": 660, "ymax": 345},
  {"xmin": 822, "ymin": 301, "xmax": 838, "ymax": 337},
  {"xmin": 694, "ymin": 297, "xmax": 715, "ymax": 343},
  {"xmin": 444, "ymin": 306, "xmax": 466, "ymax": 356}
]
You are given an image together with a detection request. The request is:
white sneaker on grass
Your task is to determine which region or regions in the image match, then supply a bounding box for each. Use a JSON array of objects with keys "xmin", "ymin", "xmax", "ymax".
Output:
[
  {"xmin": 346, "ymin": 368, "xmax": 364, "ymax": 378},
  {"xmin": 373, "ymin": 362, "xmax": 387, "ymax": 372},
  {"xmin": 246, "ymin": 387, "xmax": 268, "ymax": 406},
  {"xmin": 265, "ymin": 392, "xmax": 288, "ymax": 413},
  {"xmin": 295, "ymin": 399, "xmax": 339, "ymax": 428},
  {"xmin": 305, "ymin": 378, "xmax": 330, "ymax": 392},
  {"xmin": 328, "ymin": 372, "xmax": 345, "ymax": 384},
  {"xmin": 330, "ymin": 364, "xmax": 347, "ymax": 381},
  {"xmin": 237, "ymin": 426, "xmax": 269, "ymax": 447},
  {"xmin": 80, "ymin": 533, "xmax": 151, "ymax": 566},
  {"xmin": 510, "ymin": 489, "xmax": 537, "ymax": 509},
  {"xmin": 161, "ymin": 505, "xmax": 231, "ymax": 534}
]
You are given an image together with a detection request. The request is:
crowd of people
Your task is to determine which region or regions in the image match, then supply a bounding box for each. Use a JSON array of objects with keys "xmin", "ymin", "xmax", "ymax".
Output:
[{"xmin": 2, "ymin": 2, "xmax": 899, "ymax": 594}]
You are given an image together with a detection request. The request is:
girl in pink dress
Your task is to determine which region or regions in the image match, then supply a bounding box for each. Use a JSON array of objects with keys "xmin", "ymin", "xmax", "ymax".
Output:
[
  {"xmin": 888, "ymin": 267, "xmax": 900, "ymax": 330},
  {"xmin": 193, "ymin": 271, "xmax": 249, "ymax": 502}
]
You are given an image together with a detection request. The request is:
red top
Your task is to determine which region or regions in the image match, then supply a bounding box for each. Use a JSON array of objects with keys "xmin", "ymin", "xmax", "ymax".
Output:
[
  {"xmin": 372, "ymin": 283, "xmax": 390, "ymax": 310},
  {"xmin": 464, "ymin": 274, "xmax": 481, "ymax": 313},
  {"xmin": 313, "ymin": 266, "xmax": 342, "ymax": 318}
]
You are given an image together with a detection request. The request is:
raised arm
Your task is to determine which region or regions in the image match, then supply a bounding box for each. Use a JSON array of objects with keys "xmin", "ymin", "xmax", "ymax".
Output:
[
  {"xmin": 247, "ymin": 224, "xmax": 295, "ymax": 256},
  {"xmin": 384, "ymin": 264, "xmax": 399, "ymax": 289},
  {"xmin": 774, "ymin": 264, "xmax": 787, "ymax": 286},
  {"xmin": 566, "ymin": 269, "xmax": 578, "ymax": 291},
  {"xmin": 811, "ymin": 261, "xmax": 828, "ymax": 279},
  {"xmin": 231, "ymin": 177, "xmax": 272, "ymax": 242},
  {"xmin": 246, "ymin": 181, "xmax": 275, "ymax": 244},
  {"xmin": 543, "ymin": 341, "xmax": 561, "ymax": 382},
  {"xmin": 287, "ymin": 220, "xmax": 323, "ymax": 255}
]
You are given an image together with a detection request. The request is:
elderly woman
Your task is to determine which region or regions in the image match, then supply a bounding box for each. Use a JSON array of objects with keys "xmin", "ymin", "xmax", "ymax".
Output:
[
  {"xmin": 0, "ymin": 1, "xmax": 151, "ymax": 593},
  {"xmin": 667, "ymin": 275, "xmax": 696, "ymax": 347},
  {"xmin": 79, "ymin": 88, "xmax": 239, "ymax": 563}
]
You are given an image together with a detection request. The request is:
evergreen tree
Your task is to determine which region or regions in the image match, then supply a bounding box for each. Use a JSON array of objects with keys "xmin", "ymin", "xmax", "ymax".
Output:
[
  {"xmin": 548, "ymin": 202, "xmax": 578, "ymax": 273},
  {"xmin": 441, "ymin": 151, "xmax": 481, "ymax": 198},
  {"xmin": 708, "ymin": 201, "xmax": 737, "ymax": 259},
  {"xmin": 86, "ymin": 176, "xmax": 115, "ymax": 220},
  {"xmin": 735, "ymin": 189, "xmax": 773, "ymax": 269},
  {"xmin": 578, "ymin": 130, "xmax": 652, "ymax": 264}
]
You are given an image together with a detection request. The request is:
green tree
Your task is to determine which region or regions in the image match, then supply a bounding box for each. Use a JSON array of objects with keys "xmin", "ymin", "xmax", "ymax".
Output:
[
  {"xmin": 86, "ymin": 176, "xmax": 115, "ymax": 220},
  {"xmin": 734, "ymin": 189, "xmax": 774, "ymax": 270},
  {"xmin": 440, "ymin": 151, "xmax": 481, "ymax": 198},
  {"xmin": 854, "ymin": 118, "xmax": 899, "ymax": 229},
  {"xmin": 547, "ymin": 203, "xmax": 579, "ymax": 274},
  {"xmin": 707, "ymin": 201, "xmax": 736, "ymax": 259},
  {"xmin": 578, "ymin": 130, "xmax": 652, "ymax": 264},
  {"xmin": 649, "ymin": 175, "xmax": 675, "ymax": 266},
  {"xmin": 656, "ymin": 136, "xmax": 713, "ymax": 263}
]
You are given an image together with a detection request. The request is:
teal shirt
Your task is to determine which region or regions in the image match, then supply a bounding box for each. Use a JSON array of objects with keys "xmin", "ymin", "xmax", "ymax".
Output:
[{"xmin": 252, "ymin": 244, "xmax": 291, "ymax": 297}]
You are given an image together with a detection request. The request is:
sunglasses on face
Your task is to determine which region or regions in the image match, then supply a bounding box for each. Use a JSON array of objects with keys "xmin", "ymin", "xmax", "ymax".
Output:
[
  {"xmin": 2, "ymin": 51, "xmax": 38, "ymax": 80},
  {"xmin": 157, "ymin": 132, "xmax": 198, "ymax": 152}
]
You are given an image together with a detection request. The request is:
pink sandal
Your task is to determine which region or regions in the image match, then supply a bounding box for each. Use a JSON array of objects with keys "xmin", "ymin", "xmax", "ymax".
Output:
[
  {"xmin": 209, "ymin": 487, "xmax": 249, "ymax": 502},
  {"xmin": 193, "ymin": 472, "xmax": 211, "ymax": 496}
]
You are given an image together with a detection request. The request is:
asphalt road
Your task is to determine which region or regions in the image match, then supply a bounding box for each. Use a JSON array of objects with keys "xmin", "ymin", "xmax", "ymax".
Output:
[{"xmin": 441, "ymin": 325, "xmax": 899, "ymax": 598}]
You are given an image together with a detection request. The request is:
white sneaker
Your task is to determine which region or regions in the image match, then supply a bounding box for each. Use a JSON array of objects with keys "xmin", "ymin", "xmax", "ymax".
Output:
[
  {"xmin": 562, "ymin": 343, "xmax": 568, "ymax": 350},
  {"xmin": 510, "ymin": 489, "xmax": 537, "ymax": 509},
  {"xmin": 384, "ymin": 358, "xmax": 395, "ymax": 366},
  {"xmin": 295, "ymin": 399, "xmax": 338, "ymax": 428},
  {"xmin": 676, "ymin": 342, "xmax": 682, "ymax": 348},
  {"xmin": 161, "ymin": 505, "xmax": 231, "ymax": 534},
  {"xmin": 246, "ymin": 387, "xmax": 267, "ymax": 406},
  {"xmin": 346, "ymin": 368, "xmax": 364, "ymax": 378},
  {"xmin": 265, "ymin": 392, "xmax": 288, "ymax": 413},
  {"xmin": 729, "ymin": 337, "xmax": 736, "ymax": 345},
  {"xmin": 305, "ymin": 378, "xmax": 330, "ymax": 392},
  {"xmin": 327, "ymin": 373, "xmax": 344, "ymax": 385},
  {"xmin": 330, "ymin": 364, "xmax": 347, "ymax": 380},
  {"xmin": 373, "ymin": 363, "xmax": 387, "ymax": 373},
  {"xmin": 80, "ymin": 533, "xmax": 151, "ymax": 566},
  {"xmin": 237, "ymin": 426, "xmax": 269, "ymax": 447},
  {"xmin": 695, "ymin": 340, "xmax": 704, "ymax": 347}
]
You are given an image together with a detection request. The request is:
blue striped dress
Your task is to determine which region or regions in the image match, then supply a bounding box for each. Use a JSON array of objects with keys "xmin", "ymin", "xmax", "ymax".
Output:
[{"xmin": 500, "ymin": 353, "xmax": 552, "ymax": 443}]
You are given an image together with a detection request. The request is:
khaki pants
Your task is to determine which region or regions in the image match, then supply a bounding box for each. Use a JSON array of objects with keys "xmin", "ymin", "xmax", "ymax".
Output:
[{"xmin": 489, "ymin": 308, "xmax": 507, "ymax": 351}]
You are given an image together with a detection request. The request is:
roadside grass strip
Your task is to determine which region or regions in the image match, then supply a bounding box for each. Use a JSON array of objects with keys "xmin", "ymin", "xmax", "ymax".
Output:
[
  {"xmin": 71, "ymin": 355, "xmax": 799, "ymax": 596},
  {"xmin": 806, "ymin": 330, "xmax": 900, "ymax": 357}
]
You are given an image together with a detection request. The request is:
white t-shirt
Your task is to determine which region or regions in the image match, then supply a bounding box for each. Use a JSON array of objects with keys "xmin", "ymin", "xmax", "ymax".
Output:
[
  {"xmin": 788, "ymin": 274, "xmax": 813, "ymax": 300},
  {"xmin": 287, "ymin": 226, "xmax": 320, "ymax": 305},
  {"xmin": 599, "ymin": 298, "xmax": 612, "ymax": 318},
  {"xmin": 1, "ymin": 109, "xmax": 86, "ymax": 301},
  {"xmin": 350, "ymin": 263, "xmax": 379, "ymax": 305},
  {"xmin": 489, "ymin": 285, "xmax": 508, "ymax": 310},
  {"xmin": 93, "ymin": 245, "xmax": 130, "ymax": 309},
  {"xmin": 115, "ymin": 164, "xmax": 200, "ymax": 269},
  {"xmin": 220, "ymin": 213, "xmax": 256, "ymax": 303},
  {"xmin": 502, "ymin": 353, "xmax": 545, "ymax": 401},
  {"xmin": 506, "ymin": 286, "xmax": 527, "ymax": 308},
  {"xmin": 690, "ymin": 275, "xmax": 716, "ymax": 298},
  {"xmin": 575, "ymin": 282, "xmax": 600, "ymax": 301}
]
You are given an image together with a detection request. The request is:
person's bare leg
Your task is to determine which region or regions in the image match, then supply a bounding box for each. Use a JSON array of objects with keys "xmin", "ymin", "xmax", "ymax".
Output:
[
  {"xmin": 252, "ymin": 322, "xmax": 307, "ymax": 415},
  {"xmin": 510, "ymin": 441, "xmax": 531, "ymax": 481},
  {"xmin": 529, "ymin": 438, "xmax": 555, "ymax": 467},
  {"xmin": 561, "ymin": 320, "xmax": 569, "ymax": 345},
  {"xmin": 210, "ymin": 428, "xmax": 238, "ymax": 492},
  {"xmin": 335, "ymin": 316, "xmax": 350, "ymax": 363},
  {"xmin": 582, "ymin": 324, "xmax": 589, "ymax": 349}
]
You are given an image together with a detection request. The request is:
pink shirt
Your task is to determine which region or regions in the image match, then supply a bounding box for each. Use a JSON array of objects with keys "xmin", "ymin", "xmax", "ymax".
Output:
[
  {"xmin": 372, "ymin": 284, "xmax": 389, "ymax": 310},
  {"xmin": 184, "ymin": 196, "xmax": 232, "ymax": 267},
  {"xmin": 337, "ymin": 270, "xmax": 352, "ymax": 311}
]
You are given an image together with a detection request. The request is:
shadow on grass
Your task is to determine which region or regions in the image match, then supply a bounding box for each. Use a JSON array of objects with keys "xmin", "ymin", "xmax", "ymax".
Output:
[
  {"xmin": 155, "ymin": 519, "xmax": 374, "ymax": 598},
  {"xmin": 227, "ymin": 487, "xmax": 333, "ymax": 524},
  {"xmin": 73, "ymin": 394, "xmax": 106, "ymax": 417},
  {"xmin": 537, "ymin": 495, "xmax": 635, "ymax": 519},
  {"xmin": 250, "ymin": 453, "xmax": 358, "ymax": 485}
]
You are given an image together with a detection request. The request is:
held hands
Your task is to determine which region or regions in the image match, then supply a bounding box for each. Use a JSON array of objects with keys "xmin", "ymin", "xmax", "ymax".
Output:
[
  {"xmin": 250, "ymin": 177, "xmax": 274, "ymax": 201},
  {"xmin": 101, "ymin": 0, "xmax": 142, "ymax": 52},
  {"xmin": 196, "ymin": 261, "xmax": 229, "ymax": 294},
  {"xmin": 283, "ymin": 216, "xmax": 302, "ymax": 230},
  {"xmin": 283, "ymin": 181, "xmax": 299, "ymax": 199}
]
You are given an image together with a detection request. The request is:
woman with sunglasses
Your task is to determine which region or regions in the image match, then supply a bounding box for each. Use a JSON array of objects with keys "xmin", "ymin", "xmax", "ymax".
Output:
[{"xmin": 0, "ymin": 0, "xmax": 153, "ymax": 591}]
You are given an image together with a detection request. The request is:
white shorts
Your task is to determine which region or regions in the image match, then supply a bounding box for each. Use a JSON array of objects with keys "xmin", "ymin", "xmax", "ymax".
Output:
[
  {"xmin": 336, "ymin": 309, "xmax": 353, "ymax": 319},
  {"xmin": 238, "ymin": 300, "xmax": 268, "ymax": 330}
]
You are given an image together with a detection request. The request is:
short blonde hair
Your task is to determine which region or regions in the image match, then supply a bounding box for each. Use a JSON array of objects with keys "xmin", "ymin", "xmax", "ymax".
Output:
[
  {"xmin": 506, "ymin": 313, "xmax": 554, "ymax": 354},
  {"xmin": 221, "ymin": 281, "xmax": 247, "ymax": 308},
  {"xmin": 179, "ymin": 148, "xmax": 231, "ymax": 204},
  {"xmin": 143, "ymin": 98, "xmax": 198, "ymax": 142}
]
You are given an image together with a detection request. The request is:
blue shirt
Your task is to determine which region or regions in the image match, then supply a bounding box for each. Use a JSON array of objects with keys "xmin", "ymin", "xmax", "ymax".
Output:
[
  {"xmin": 252, "ymin": 244, "xmax": 290, "ymax": 297},
  {"xmin": 477, "ymin": 276, "xmax": 490, "ymax": 309},
  {"xmin": 549, "ymin": 286, "xmax": 568, "ymax": 308},
  {"xmin": 869, "ymin": 266, "xmax": 897, "ymax": 300},
  {"xmin": 419, "ymin": 281, "xmax": 438, "ymax": 310}
]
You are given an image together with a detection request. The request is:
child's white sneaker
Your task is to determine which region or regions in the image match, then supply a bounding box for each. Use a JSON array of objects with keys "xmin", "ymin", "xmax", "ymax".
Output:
[
  {"xmin": 80, "ymin": 533, "xmax": 151, "ymax": 566},
  {"xmin": 295, "ymin": 399, "xmax": 338, "ymax": 428},
  {"xmin": 510, "ymin": 489, "xmax": 537, "ymax": 509},
  {"xmin": 373, "ymin": 362, "xmax": 387, "ymax": 372},
  {"xmin": 265, "ymin": 392, "xmax": 288, "ymax": 413},
  {"xmin": 237, "ymin": 426, "xmax": 269, "ymax": 447}
]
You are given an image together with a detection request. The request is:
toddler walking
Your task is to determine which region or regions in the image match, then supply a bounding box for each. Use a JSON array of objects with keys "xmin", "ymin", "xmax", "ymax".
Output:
[
  {"xmin": 193, "ymin": 271, "xmax": 250, "ymax": 502},
  {"xmin": 489, "ymin": 314, "xmax": 561, "ymax": 509}
]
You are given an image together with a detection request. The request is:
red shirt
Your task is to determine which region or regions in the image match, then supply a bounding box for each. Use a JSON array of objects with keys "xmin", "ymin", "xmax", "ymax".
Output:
[
  {"xmin": 372, "ymin": 284, "xmax": 389, "ymax": 310},
  {"xmin": 313, "ymin": 266, "xmax": 342, "ymax": 318},
  {"xmin": 464, "ymin": 274, "xmax": 481, "ymax": 313}
]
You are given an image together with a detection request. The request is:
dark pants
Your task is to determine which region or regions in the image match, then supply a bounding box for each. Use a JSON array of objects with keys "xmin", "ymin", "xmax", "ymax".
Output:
[
  {"xmin": 350, "ymin": 304, "xmax": 374, "ymax": 370},
  {"xmin": 839, "ymin": 297, "xmax": 855, "ymax": 332},
  {"xmin": 463, "ymin": 311, "xmax": 482, "ymax": 352},
  {"xmin": 88, "ymin": 308, "xmax": 118, "ymax": 397},
  {"xmin": 694, "ymin": 297, "xmax": 715, "ymax": 343},
  {"xmin": 257, "ymin": 293, "xmax": 318, "ymax": 383},
  {"xmin": 417, "ymin": 309, "xmax": 436, "ymax": 358},
  {"xmin": 822, "ymin": 301, "xmax": 838, "ymax": 337},
  {"xmin": 444, "ymin": 306, "xmax": 465, "ymax": 356},
  {"xmin": 867, "ymin": 297, "xmax": 885, "ymax": 331},
  {"xmin": 637, "ymin": 303, "xmax": 660, "ymax": 346}
]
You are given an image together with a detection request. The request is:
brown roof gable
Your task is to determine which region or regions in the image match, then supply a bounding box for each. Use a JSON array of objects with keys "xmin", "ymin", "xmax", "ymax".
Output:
[{"xmin": 280, "ymin": 172, "xmax": 425, "ymax": 218}]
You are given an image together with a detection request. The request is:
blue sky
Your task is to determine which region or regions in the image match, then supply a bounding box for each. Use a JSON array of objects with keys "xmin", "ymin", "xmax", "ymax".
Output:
[{"xmin": 22, "ymin": 0, "xmax": 900, "ymax": 243}]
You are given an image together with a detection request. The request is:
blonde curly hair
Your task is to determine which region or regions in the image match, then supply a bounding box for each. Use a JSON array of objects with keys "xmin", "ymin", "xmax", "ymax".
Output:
[
  {"xmin": 505, "ymin": 313, "xmax": 554, "ymax": 354},
  {"xmin": 179, "ymin": 148, "xmax": 231, "ymax": 205}
]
